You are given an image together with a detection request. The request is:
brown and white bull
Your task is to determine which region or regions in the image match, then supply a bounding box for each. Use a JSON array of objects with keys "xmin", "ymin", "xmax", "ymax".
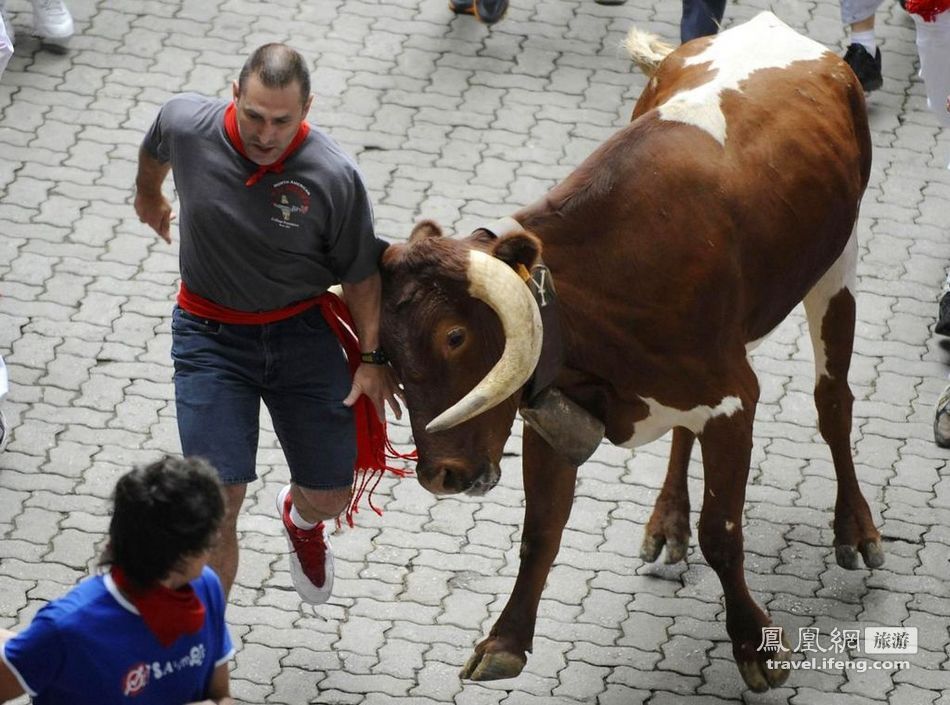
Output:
[{"xmin": 379, "ymin": 13, "xmax": 883, "ymax": 692}]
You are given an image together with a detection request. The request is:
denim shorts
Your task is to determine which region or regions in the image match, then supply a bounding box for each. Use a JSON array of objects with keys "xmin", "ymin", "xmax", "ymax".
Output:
[{"xmin": 170, "ymin": 305, "xmax": 355, "ymax": 489}]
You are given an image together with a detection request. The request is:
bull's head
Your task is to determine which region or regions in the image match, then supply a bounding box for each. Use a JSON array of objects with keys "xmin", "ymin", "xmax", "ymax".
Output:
[{"xmin": 380, "ymin": 220, "xmax": 543, "ymax": 496}]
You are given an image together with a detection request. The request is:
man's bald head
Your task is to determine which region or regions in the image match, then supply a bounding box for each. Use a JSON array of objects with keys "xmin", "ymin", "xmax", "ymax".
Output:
[{"xmin": 238, "ymin": 43, "xmax": 311, "ymax": 105}]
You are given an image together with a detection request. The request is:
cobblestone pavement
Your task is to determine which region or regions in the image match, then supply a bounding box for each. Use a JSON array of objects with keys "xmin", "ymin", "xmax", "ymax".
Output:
[{"xmin": 1, "ymin": 0, "xmax": 949, "ymax": 703}]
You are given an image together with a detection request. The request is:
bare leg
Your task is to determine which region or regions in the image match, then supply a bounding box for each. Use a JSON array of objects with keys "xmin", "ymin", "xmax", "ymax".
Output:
[
  {"xmin": 850, "ymin": 15, "xmax": 875, "ymax": 34},
  {"xmin": 210, "ymin": 483, "xmax": 247, "ymax": 596},
  {"xmin": 292, "ymin": 485, "xmax": 351, "ymax": 523}
]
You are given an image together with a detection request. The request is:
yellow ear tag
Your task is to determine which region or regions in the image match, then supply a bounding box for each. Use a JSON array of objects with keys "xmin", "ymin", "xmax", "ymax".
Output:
[{"xmin": 516, "ymin": 263, "xmax": 531, "ymax": 282}]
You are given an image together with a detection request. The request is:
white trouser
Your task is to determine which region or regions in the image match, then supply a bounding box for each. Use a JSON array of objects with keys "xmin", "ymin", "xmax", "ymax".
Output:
[
  {"xmin": 912, "ymin": 11, "xmax": 950, "ymax": 128},
  {"xmin": 840, "ymin": 0, "xmax": 886, "ymax": 25},
  {"xmin": 0, "ymin": 11, "xmax": 12, "ymax": 81},
  {"xmin": 0, "ymin": 355, "xmax": 8, "ymax": 401}
]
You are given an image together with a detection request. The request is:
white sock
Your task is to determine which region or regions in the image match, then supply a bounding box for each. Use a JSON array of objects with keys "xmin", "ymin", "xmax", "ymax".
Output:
[
  {"xmin": 851, "ymin": 30, "xmax": 876, "ymax": 55},
  {"xmin": 289, "ymin": 502, "xmax": 319, "ymax": 531}
]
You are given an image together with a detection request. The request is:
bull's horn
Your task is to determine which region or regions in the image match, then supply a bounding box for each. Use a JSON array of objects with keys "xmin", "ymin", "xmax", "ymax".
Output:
[{"xmin": 426, "ymin": 249, "xmax": 543, "ymax": 433}]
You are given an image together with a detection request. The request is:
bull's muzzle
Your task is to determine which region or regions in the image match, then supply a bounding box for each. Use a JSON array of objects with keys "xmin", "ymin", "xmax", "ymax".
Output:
[{"xmin": 418, "ymin": 457, "xmax": 500, "ymax": 496}]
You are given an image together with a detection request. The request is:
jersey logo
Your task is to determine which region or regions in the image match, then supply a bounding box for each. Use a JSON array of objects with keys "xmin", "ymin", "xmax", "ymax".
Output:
[
  {"xmin": 270, "ymin": 180, "xmax": 311, "ymax": 229},
  {"xmin": 122, "ymin": 662, "xmax": 150, "ymax": 696}
]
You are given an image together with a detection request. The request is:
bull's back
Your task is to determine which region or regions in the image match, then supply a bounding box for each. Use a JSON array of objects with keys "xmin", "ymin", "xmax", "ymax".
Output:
[
  {"xmin": 518, "ymin": 12, "xmax": 869, "ymax": 371},
  {"xmin": 630, "ymin": 12, "xmax": 870, "ymax": 339}
]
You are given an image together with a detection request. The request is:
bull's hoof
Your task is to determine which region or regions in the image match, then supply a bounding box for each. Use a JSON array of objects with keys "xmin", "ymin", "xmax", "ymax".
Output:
[
  {"xmin": 860, "ymin": 539, "xmax": 885, "ymax": 568},
  {"xmin": 640, "ymin": 533, "xmax": 664, "ymax": 562},
  {"xmin": 640, "ymin": 531, "xmax": 689, "ymax": 564},
  {"xmin": 737, "ymin": 634, "xmax": 791, "ymax": 692},
  {"xmin": 835, "ymin": 544, "xmax": 859, "ymax": 570},
  {"xmin": 835, "ymin": 539, "xmax": 885, "ymax": 570},
  {"xmin": 460, "ymin": 648, "xmax": 526, "ymax": 681}
]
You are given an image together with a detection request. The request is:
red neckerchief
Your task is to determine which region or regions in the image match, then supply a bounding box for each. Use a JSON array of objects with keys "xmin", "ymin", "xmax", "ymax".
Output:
[
  {"xmin": 904, "ymin": 0, "xmax": 950, "ymax": 21},
  {"xmin": 111, "ymin": 566, "xmax": 206, "ymax": 648},
  {"xmin": 224, "ymin": 101, "xmax": 311, "ymax": 187}
]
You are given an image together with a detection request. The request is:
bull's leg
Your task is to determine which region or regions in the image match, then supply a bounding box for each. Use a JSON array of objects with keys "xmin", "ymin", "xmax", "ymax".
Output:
[
  {"xmin": 803, "ymin": 228, "xmax": 883, "ymax": 570},
  {"xmin": 460, "ymin": 426, "xmax": 578, "ymax": 681},
  {"xmin": 640, "ymin": 427, "xmax": 693, "ymax": 564},
  {"xmin": 698, "ymin": 368, "xmax": 790, "ymax": 692}
]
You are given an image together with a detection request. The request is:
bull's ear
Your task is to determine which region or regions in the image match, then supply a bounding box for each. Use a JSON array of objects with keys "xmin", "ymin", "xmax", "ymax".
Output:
[
  {"xmin": 409, "ymin": 219, "xmax": 444, "ymax": 243},
  {"xmin": 491, "ymin": 231, "xmax": 542, "ymax": 272},
  {"xmin": 380, "ymin": 241, "xmax": 403, "ymax": 269}
]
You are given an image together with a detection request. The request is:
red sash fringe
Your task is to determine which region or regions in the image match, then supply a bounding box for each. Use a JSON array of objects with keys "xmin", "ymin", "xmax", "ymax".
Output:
[{"xmin": 177, "ymin": 284, "xmax": 414, "ymax": 526}]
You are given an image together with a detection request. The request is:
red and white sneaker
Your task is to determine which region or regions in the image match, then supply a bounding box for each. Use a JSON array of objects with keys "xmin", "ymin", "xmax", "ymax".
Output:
[{"xmin": 276, "ymin": 484, "xmax": 334, "ymax": 604}]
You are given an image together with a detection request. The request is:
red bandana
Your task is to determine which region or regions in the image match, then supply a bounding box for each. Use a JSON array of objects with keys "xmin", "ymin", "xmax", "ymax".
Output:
[
  {"xmin": 111, "ymin": 567, "xmax": 206, "ymax": 648},
  {"xmin": 904, "ymin": 0, "xmax": 950, "ymax": 21},
  {"xmin": 224, "ymin": 102, "xmax": 311, "ymax": 187}
]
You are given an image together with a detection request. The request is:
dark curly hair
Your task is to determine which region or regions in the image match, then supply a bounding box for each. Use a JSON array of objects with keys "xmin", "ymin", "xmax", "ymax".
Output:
[{"xmin": 101, "ymin": 456, "xmax": 225, "ymax": 588}]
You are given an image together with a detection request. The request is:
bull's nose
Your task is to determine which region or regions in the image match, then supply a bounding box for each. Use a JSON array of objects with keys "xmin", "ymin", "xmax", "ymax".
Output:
[
  {"xmin": 464, "ymin": 461, "xmax": 500, "ymax": 496},
  {"xmin": 418, "ymin": 458, "xmax": 498, "ymax": 496},
  {"xmin": 418, "ymin": 459, "xmax": 469, "ymax": 496}
]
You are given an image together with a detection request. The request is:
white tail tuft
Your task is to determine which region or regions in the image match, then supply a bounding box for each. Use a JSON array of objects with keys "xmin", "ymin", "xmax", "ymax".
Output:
[{"xmin": 624, "ymin": 27, "xmax": 675, "ymax": 75}]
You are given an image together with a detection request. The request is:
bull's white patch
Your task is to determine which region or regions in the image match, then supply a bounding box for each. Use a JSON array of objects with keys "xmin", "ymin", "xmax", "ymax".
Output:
[
  {"xmin": 657, "ymin": 12, "xmax": 828, "ymax": 145},
  {"xmin": 802, "ymin": 225, "xmax": 858, "ymax": 380},
  {"xmin": 619, "ymin": 394, "xmax": 744, "ymax": 448}
]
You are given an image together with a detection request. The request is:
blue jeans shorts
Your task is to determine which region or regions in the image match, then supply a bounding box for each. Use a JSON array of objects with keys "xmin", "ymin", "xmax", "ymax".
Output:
[{"xmin": 170, "ymin": 305, "xmax": 355, "ymax": 489}]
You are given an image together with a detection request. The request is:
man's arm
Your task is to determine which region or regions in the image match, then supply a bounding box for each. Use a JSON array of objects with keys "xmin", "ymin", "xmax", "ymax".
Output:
[
  {"xmin": 134, "ymin": 146, "xmax": 175, "ymax": 244},
  {"xmin": 186, "ymin": 661, "xmax": 234, "ymax": 705},
  {"xmin": 0, "ymin": 629, "xmax": 26, "ymax": 703},
  {"xmin": 341, "ymin": 272, "xmax": 402, "ymax": 421}
]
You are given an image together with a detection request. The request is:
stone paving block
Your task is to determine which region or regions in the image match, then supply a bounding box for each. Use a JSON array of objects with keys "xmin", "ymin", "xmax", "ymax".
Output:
[
  {"xmin": 438, "ymin": 588, "xmax": 492, "ymax": 629},
  {"xmin": 2, "ymin": 558, "xmax": 84, "ymax": 589},
  {"xmin": 319, "ymin": 671, "xmax": 414, "ymax": 699},
  {"xmin": 46, "ymin": 527, "xmax": 100, "ymax": 569},
  {"xmin": 1, "ymin": 1, "xmax": 949, "ymax": 703},
  {"xmin": 548, "ymin": 660, "xmax": 608, "ymax": 700},
  {"xmin": 657, "ymin": 634, "xmax": 715, "ymax": 677},
  {"xmin": 0, "ymin": 536, "xmax": 49, "ymax": 565},
  {"xmin": 792, "ymin": 687, "xmax": 889, "ymax": 705},
  {"xmin": 375, "ymin": 637, "xmax": 427, "ymax": 679},
  {"xmin": 608, "ymin": 664, "xmax": 703, "ymax": 696},
  {"xmin": 891, "ymin": 684, "xmax": 941, "ymax": 705},
  {"xmin": 388, "ymin": 621, "xmax": 478, "ymax": 650},
  {"xmin": 650, "ymin": 693, "xmax": 737, "ymax": 705}
]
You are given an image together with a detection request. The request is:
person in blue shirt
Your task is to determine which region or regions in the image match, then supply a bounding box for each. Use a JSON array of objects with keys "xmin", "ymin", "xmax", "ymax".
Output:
[{"xmin": 0, "ymin": 456, "xmax": 235, "ymax": 705}]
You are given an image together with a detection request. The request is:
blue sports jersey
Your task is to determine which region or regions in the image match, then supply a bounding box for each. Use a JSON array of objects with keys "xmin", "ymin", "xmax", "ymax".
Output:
[{"xmin": 1, "ymin": 566, "xmax": 234, "ymax": 705}]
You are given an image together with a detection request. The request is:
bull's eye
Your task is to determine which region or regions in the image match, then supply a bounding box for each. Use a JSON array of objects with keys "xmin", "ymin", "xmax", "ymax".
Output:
[{"xmin": 447, "ymin": 327, "xmax": 466, "ymax": 349}]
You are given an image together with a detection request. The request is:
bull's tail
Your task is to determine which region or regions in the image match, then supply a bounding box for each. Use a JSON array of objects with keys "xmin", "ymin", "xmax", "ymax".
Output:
[{"xmin": 624, "ymin": 27, "xmax": 674, "ymax": 76}]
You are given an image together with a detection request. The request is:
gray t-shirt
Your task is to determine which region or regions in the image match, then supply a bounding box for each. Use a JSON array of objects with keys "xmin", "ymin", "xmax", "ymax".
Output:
[{"xmin": 143, "ymin": 93, "xmax": 382, "ymax": 312}]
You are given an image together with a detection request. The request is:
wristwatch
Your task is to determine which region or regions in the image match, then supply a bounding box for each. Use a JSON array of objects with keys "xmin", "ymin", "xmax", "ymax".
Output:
[{"xmin": 360, "ymin": 347, "xmax": 389, "ymax": 365}]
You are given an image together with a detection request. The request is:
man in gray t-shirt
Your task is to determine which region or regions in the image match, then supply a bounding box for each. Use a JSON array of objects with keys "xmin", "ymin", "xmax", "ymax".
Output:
[{"xmin": 134, "ymin": 43, "xmax": 401, "ymax": 606}]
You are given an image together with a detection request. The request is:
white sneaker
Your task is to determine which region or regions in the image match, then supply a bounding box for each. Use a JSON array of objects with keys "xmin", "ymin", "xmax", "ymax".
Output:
[
  {"xmin": 0, "ymin": 409, "xmax": 8, "ymax": 454},
  {"xmin": 276, "ymin": 484, "xmax": 334, "ymax": 604},
  {"xmin": 1, "ymin": 4, "xmax": 14, "ymax": 47},
  {"xmin": 936, "ymin": 384, "xmax": 950, "ymax": 449},
  {"xmin": 32, "ymin": 0, "xmax": 72, "ymax": 45}
]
